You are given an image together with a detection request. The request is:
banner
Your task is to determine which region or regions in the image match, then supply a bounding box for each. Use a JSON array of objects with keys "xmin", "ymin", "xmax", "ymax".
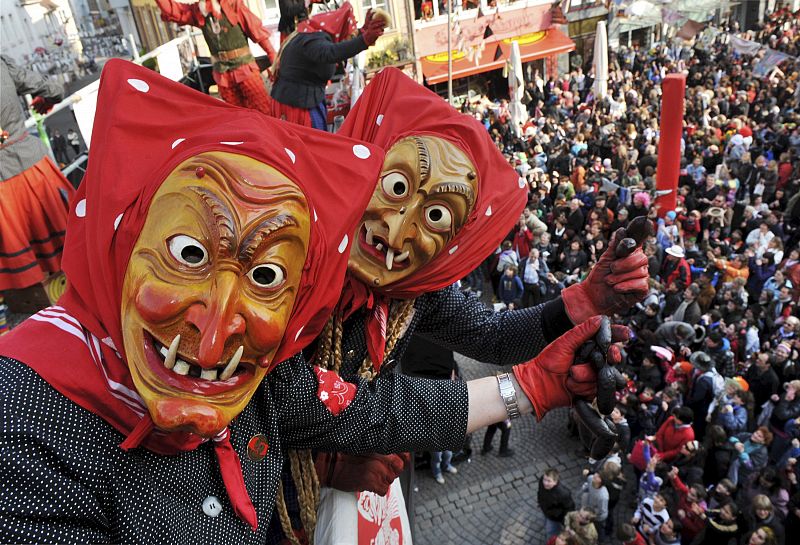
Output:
[
  {"xmin": 730, "ymin": 35, "xmax": 763, "ymax": 55},
  {"xmin": 697, "ymin": 27, "xmax": 720, "ymax": 50},
  {"xmin": 754, "ymin": 48, "xmax": 791, "ymax": 77},
  {"xmin": 677, "ymin": 19, "xmax": 705, "ymax": 40}
]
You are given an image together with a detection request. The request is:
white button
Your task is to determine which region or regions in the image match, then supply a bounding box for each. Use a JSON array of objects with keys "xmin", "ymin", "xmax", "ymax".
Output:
[{"xmin": 202, "ymin": 496, "xmax": 222, "ymax": 517}]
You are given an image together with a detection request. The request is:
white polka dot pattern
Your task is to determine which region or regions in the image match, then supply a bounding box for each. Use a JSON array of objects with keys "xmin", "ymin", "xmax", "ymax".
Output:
[
  {"xmin": 75, "ymin": 199, "xmax": 86, "ymax": 218},
  {"xmin": 127, "ymin": 79, "xmax": 149, "ymax": 93}
]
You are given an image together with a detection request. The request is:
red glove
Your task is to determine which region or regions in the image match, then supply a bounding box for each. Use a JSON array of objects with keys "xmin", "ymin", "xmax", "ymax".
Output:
[
  {"xmin": 561, "ymin": 227, "xmax": 649, "ymax": 325},
  {"xmin": 30, "ymin": 96, "xmax": 56, "ymax": 115},
  {"xmin": 315, "ymin": 451, "xmax": 410, "ymax": 496},
  {"xmin": 359, "ymin": 9, "xmax": 386, "ymax": 47},
  {"xmin": 513, "ymin": 316, "xmax": 628, "ymax": 420}
]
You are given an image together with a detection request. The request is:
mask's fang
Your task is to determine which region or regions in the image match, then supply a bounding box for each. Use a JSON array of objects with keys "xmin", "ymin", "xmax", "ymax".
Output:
[
  {"xmin": 164, "ymin": 334, "xmax": 180, "ymax": 370},
  {"xmin": 220, "ymin": 345, "xmax": 244, "ymax": 381},
  {"xmin": 385, "ymin": 248, "xmax": 395, "ymax": 271},
  {"xmin": 394, "ymin": 250, "xmax": 409, "ymax": 263}
]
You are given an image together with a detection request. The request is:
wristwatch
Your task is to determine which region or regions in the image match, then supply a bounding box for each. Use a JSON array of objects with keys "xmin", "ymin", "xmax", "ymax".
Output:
[{"xmin": 496, "ymin": 372, "xmax": 521, "ymax": 420}]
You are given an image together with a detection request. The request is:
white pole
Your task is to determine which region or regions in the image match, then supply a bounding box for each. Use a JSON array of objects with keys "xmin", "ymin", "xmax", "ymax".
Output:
[{"xmin": 447, "ymin": 1, "xmax": 453, "ymax": 105}]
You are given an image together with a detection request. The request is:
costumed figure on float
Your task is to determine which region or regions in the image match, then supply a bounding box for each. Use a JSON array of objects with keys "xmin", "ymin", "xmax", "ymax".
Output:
[
  {"xmin": 155, "ymin": 0, "xmax": 276, "ymax": 113},
  {"xmin": 0, "ymin": 55, "xmax": 74, "ymax": 303},
  {"xmin": 270, "ymin": 1, "xmax": 387, "ymax": 129},
  {"xmin": 270, "ymin": 67, "xmax": 653, "ymax": 544}
]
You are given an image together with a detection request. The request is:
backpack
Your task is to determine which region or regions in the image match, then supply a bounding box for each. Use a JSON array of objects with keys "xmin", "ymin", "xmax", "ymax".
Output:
[{"xmin": 704, "ymin": 370, "xmax": 725, "ymax": 397}]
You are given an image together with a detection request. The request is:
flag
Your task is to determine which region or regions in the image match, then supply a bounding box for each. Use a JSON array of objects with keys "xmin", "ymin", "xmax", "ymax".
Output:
[
  {"xmin": 730, "ymin": 36, "xmax": 762, "ymax": 56},
  {"xmin": 754, "ymin": 48, "xmax": 792, "ymax": 77},
  {"xmin": 677, "ymin": 20, "xmax": 705, "ymax": 40},
  {"xmin": 493, "ymin": 44, "xmax": 503, "ymax": 61},
  {"xmin": 484, "ymin": 25, "xmax": 494, "ymax": 39}
]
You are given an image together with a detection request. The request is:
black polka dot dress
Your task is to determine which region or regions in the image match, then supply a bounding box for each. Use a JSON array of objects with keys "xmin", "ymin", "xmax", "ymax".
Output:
[{"xmin": 0, "ymin": 338, "xmax": 471, "ymax": 543}]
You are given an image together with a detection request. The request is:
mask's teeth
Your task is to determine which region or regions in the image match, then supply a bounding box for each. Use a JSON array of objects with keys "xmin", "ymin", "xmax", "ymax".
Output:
[
  {"xmin": 200, "ymin": 368, "xmax": 218, "ymax": 381},
  {"xmin": 173, "ymin": 359, "xmax": 190, "ymax": 375},
  {"xmin": 376, "ymin": 243, "xmax": 384, "ymax": 251},
  {"xmin": 394, "ymin": 250, "xmax": 409, "ymax": 263},
  {"xmin": 164, "ymin": 334, "xmax": 180, "ymax": 370},
  {"xmin": 366, "ymin": 227, "xmax": 374, "ymax": 246},
  {"xmin": 220, "ymin": 345, "xmax": 244, "ymax": 381},
  {"xmin": 385, "ymin": 248, "xmax": 395, "ymax": 271}
]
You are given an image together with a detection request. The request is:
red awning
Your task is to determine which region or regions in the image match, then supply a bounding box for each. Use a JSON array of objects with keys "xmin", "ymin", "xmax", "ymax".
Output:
[{"xmin": 421, "ymin": 28, "xmax": 575, "ymax": 85}]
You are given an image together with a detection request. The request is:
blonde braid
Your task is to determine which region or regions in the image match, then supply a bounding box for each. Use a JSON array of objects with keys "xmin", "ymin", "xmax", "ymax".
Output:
[
  {"xmin": 331, "ymin": 315, "xmax": 344, "ymax": 374},
  {"xmin": 289, "ymin": 449, "xmax": 318, "ymax": 543},
  {"xmin": 275, "ymin": 478, "xmax": 302, "ymax": 545},
  {"xmin": 316, "ymin": 316, "xmax": 335, "ymax": 369}
]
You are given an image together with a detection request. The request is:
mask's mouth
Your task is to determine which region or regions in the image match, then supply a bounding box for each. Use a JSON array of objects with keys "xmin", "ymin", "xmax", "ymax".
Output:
[
  {"xmin": 358, "ymin": 224, "xmax": 410, "ymax": 271},
  {"xmin": 142, "ymin": 330, "xmax": 256, "ymax": 396}
]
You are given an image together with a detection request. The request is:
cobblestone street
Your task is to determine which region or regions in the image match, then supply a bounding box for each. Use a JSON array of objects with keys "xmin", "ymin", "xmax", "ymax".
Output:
[{"xmin": 412, "ymin": 354, "xmax": 589, "ymax": 545}]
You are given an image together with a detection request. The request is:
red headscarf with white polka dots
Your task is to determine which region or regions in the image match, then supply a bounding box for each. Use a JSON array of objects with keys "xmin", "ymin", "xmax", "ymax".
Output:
[
  {"xmin": 0, "ymin": 59, "xmax": 383, "ymax": 529},
  {"xmin": 297, "ymin": 1, "xmax": 357, "ymax": 43},
  {"xmin": 336, "ymin": 68, "xmax": 527, "ymax": 366}
]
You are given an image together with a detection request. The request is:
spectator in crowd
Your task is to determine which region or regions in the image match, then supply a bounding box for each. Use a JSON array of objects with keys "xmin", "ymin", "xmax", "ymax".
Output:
[{"xmin": 538, "ymin": 468, "xmax": 576, "ymax": 540}]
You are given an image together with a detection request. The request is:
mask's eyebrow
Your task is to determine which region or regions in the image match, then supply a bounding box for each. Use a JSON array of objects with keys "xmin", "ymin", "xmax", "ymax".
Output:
[
  {"xmin": 238, "ymin": 214, "xmax": 298, "ymax": 263},
  {"xmin": 188, "ymin": 185, "xmax": 237, "ymax": 256},
  {"xmin": 412, "ymin": 136, "xmax": 430, "ymax": 183},
  {"xmin": 427, "ymin": 181, "xmax": 476, "ymax": 210}
]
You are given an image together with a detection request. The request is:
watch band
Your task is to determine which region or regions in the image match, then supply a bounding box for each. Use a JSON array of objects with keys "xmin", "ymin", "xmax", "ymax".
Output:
[{"xmin": 496, "ymin": 372, "xmax": 521, "ymax": 420}]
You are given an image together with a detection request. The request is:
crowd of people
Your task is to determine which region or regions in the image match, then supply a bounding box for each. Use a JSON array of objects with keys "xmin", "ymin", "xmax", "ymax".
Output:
[{"xmin": 454, "ymin": 8, "xmax": 800, "ymax": 545}]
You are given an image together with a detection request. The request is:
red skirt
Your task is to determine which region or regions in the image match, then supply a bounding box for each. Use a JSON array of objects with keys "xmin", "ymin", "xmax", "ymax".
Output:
[
  {"xmin": 0, "ymin": 157, "xmax": 75, "ymax": 290},
  {"xmin": 268, "ymin": 100, "xmax": 313, "ymax": 128}
]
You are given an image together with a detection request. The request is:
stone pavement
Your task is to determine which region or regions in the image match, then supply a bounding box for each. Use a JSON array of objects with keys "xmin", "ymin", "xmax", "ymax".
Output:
[{"xmin": 412, "ymin": 353, "xmax": 589, "ymax": 545}]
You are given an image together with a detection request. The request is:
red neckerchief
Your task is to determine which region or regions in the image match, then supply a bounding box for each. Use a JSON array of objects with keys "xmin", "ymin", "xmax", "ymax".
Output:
[{"xmin": 338, "ymin": 275, "xmax": 390, "ymax": 372}]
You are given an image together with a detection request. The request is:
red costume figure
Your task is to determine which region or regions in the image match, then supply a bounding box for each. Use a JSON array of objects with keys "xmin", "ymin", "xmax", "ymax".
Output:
[
  {"xmin": 0, "ymin": 55, "xmax": 75, "ymax": 293},
  {"xmin": 155, "ymin": 0, "xmax": 276, "ymax": 113}
]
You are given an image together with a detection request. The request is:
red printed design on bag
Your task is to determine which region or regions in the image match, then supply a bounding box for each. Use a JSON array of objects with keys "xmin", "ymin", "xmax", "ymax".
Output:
[
  {"xmin": 314, "ymin": 365, "xmax": 357, "ymax": 415},
  {"xmin": 357, "ymin": 487, "xmax": 404, "ymax": 545}
]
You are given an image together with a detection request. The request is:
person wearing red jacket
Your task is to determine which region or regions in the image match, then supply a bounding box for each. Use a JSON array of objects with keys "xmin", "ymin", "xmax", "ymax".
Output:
[
  {"xmin": 512, "ymin": 214, "xmax": 535, "ymax": 259},
  {"xmin": 630, "ymin": 406, "xmax": 697, "ymax": 471},
  {"xmin": 155, "ymin": 0, "xmax": 276, "ymax": 113},
  {"xmin": 668, "ymin": 466, "xmax": 708, "ymax": 542},
  {"xmin": 653, "ymin": 409, "xmax": 696, "ymax": 462}
]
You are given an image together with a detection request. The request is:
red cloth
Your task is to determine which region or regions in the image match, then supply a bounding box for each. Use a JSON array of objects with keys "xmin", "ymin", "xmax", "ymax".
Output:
[
  {"xmin": 268, "ymin": 99, "xmax": 313, "ymax": 127},
  {"xmin": 0, "ymin": 156, "xmax": 74, "ymax": 290},
  {"xmin": 337, "ymin": 68, "xmax": 526, "ymax": 365},
  {"xmin": 0, "ymin": 59, "xmax": 383, "ymax": 529},
  {"xmin": 297, "ymin": 1, "xmax": 358, "ymax": 43}
]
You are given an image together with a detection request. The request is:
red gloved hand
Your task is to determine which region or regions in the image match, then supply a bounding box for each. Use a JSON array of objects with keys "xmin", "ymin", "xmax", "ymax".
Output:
[
  {"xmin": 359, "ymin": 9, "xmax": 386, "ymax": 47},
  {"xmin": 315, "ymin": 451, "xmax": 410, "ymax": 496},
  {"xmin": 561, "ymin": 227, "xmax": 649, "ymax": 325},
  {"xmin": 30, "ymin": 96, "xmax": 56, "ymax": 115},
  {"xmin": 512, "ymin": 316, "xmax": 628, "ymax": 420}
]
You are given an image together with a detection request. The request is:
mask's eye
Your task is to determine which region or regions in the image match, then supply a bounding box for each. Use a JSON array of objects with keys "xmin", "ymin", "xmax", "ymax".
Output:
[
  {"xmin": 248, "ymin": 264, "xmax": 285, "ymax": 289},
  {"xmin": 424, "ymin": 204, "xmax": 452, "ymax": 232},
  {"xmin": 168, "ymin": 235, "xmax": 208, "ymax": 267},
  {"xmin": 381, "ymin": 172, "xmax": 409, "ymax": 200}
]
